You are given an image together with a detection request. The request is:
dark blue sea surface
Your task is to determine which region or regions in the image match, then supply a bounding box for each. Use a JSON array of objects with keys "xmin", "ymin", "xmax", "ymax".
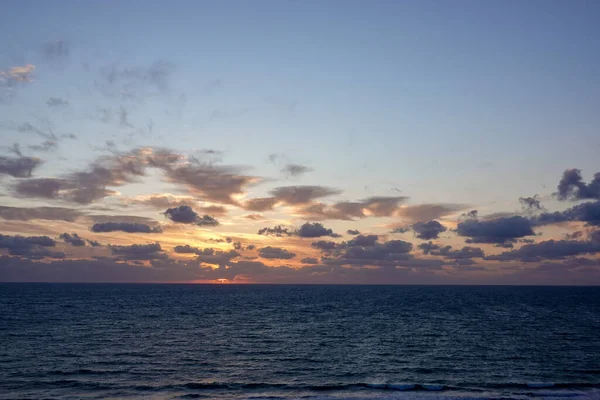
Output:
[{"xmin": 1, "ymin": 284, "xmax": 599, "ymax": 400}]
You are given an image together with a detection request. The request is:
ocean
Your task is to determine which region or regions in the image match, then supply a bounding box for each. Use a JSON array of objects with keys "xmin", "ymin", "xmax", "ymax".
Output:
[{"xmin": 1, "ymin": 284, "xmax": 599, "ymax": 400}]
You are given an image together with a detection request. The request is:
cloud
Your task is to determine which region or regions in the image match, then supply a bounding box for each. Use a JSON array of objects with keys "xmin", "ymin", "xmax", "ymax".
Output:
[
  {"xmin": 311, "ymin": 240, "xmax": 338, "ymax": 252},
  {"xmin": 0, "ymin": 206, "xmax": 81, "ymax": 222},
  {"xmin": 429, "ymin": 245, "xmax": 485, "ymax": 259},
  {"xmin": 0, "ymin": 233, "xmax": 61, "ymax": 259},
  {"xmin": 397, "ymin": 203, "xmax": 466, "ymax": 222},
  {"xmin": 281, "ymin": 164, "xmax": 311, "ymax": 177},
  {"xmin": 109, "ymin": 243, "xmax": 165, "ymax": 260},
  {"xmin": 418, "ymin": 242, "xmax": 441, "ymax": 255},
  {"xmin": 46, "ymin": 97, "xmax": 69, "ymax": 108},
  {"xmin": 0, "ymin": 156, "xmax": 41, "ymax": 178},
  {"xmin": 258, "ymin": 246, "xmax": 296, "ymax": 259},
  {"xmin": 59, "ymin": 233, "xmax": 86, "ymax": 247},
  {"xmin": 173, "ymin": 245, "xmax": 240, "ymax": 265},
  {"xmin": 301, "ymin": 257, "xmax": 319, "ymax": 264},
  {"xmin": 244, "ymin": 213, "xmax": 264, "ymax": 220},
  {"xmin": 411, "ymin": 220, "xmax": 447, "ymax": 240},
  {"xmin": 91, "ymin": 222, "xmax": 163, "ymax": 233},
  {"xmin": 347, "ymin": 229, "xmax": 360, "ymax": 235},
  {"xmin": 163, "ymin": 205, "xmax": 219, "ymax": 226},
  {"xmin": 296, "ymin": 222, "xmax": 340, "ymax": 238},
  {"xmin": 165, "ymin": 162, "xmax": 257, "ymax": 205},
  {"xmin": 28, "ymin": 140, "xmax": 58, "ymax": 152},
  {"xmin": 338, "ymin": 239, "xmax": 413, "ymax": 264},
  {"xmin": 556, "ymin": 169, "xmax": 600, "ymax": 201},
  {"xmin": 0, "ymin": 64, "xmax": 35, "ymax": 83},
  {"xmin": 43, "ymin": 40, "xmax": 69, "ymax": 60},
  {"xmin": 534, "ymin": 201, "xmax": 600, "ymax": 227},
  {"xmin": 258, "ymin": 225, "xmax": 293, "ymax": 237},
  {"xmin": 270, "ymin": 186, "xmax": 341, "ymax": 205},
  {"xmin": 456, "ymin": 216, "xmax": 535, "ymax": 244},
  {"xmin": 519, "ymin": 195, "xmax": 546, "ymax": 213},
  {"xmin": 347, "ymin": 234, "xmax": 379, "ymax": 247},
  {"xmin": 243, "ymin": 197, "xmax": 278, "ymax": 212},
  {"xmin": 486, "ymin": 239, "xmax": 600, "ymax": 262}
]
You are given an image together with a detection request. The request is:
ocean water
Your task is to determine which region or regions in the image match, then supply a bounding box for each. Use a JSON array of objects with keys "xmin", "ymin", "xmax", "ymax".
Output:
[{"xmin": 1, "ymin": 284, "xmax": 599, "ymax": 400}]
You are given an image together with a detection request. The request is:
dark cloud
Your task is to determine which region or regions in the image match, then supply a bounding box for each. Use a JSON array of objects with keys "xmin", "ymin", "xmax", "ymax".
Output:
[
  {"xmin": 456, "ymin": 216, "xmax": 535, "ymax": 244},
  {"xmin": 59, "ymin": 233, "xmax": 86, "ymax": 247},
  {"xmin": 126, "ymin": 194, "xmax": 196, "ymax": 209},
  {"xmin": 363, "ymin": 196, "xmax": 409, "ymax": 217},
  {"xmin": 0, "ymin": 156, "xmax": 41, "ymax": 178},
  {"xmin": 243, "ymin": 197, "xmax": 278, "ymax": 212},
  {"xmin": 519, "ymin": 195, "xmax": 546, "ymax": 213},
  {"xmin": 281, "ymin": 164, "xmax": 311, "ymax": 177},
  {"xmin": 270, "ymin": 186, "xmax": 341, "ymax": 205},
  {"xmin": 340, "ymin": 239, "xmax": 413, "ymax": 262},
  {"xmin": 411, "ymin": 220, "xmax": 447, "ymax": 240},
  {"xmin": 347, "ymin": 234, "xmax": 379, "ymax": 247},
  {"xmin": 173, "ymin": 245, "xmax": 240, "ymax": 265},
  {"xmin": 0, "ymin": 233, "xmax": 59, "ymax": 259},
  {"xmin": 459, "ymin": 210, "xmax": 479, "ymax": 220},
  {"xmin": 301, "ymin": 257, "xmax": 319, "ymax": 264},
  {"xmin": 258, "ymin": 225, "xmax": 293, "ymax": 237},
  {"xmin": 164, "ymin": 205, "xmax": 219, "ymax": 226},
  {"xmin": 556, "ymin": 169, "xmax": 600, "ymax": 201},
  {"xmin": 91, "ymin": 222, "xmax": 162, "ymax": 233},
  {"xmin": 418, "ymin": 242, "xmax": 441, "ymax": 255},
  {"xmin": 258, "ymin": 246, "xmax": 296, "ymax": 260},
  {"xmin": 347, "ymin": 229, "xmax": 360, "ymax": 235},
  {"xmin": 311, "ymin": 240, "xmax": 338, "ymax": 252},
  {"xmin": 13, "ymin": 178, "xmax": 64, "ymax": 198},
  {"xmin": 430, "ymin": 245, "xmax": 485, "ymax": 259},
  {"xmin": 486, "ymin": 239, "xmax": 600, "ymax": 262},
  {"xmin": 42, "ymin": 40, "xmax": 69, "ymax": 60},
  {"xmin": 296, "ymin": 222, "xmax": 340, "ymax": 238},
  {"xmin": 534, "ymin": 201, "xmax": 600, "ymax": 227},
  {"xmin": 28, "ymin": 140, "xmax": 58, "ymax": 152},
  {"xmin": 109, "ymin": 243, "xmax": 165, "ymax": 260},
  {"xmin": 0, "ymin": 206, "xmax": 81, "ymax": 222},
  {"xmin": 565, "ymin": 231, "xmax": 584, "ymax": 240},
  {"xmin": 244, "ymin": 213, "xmax": 264, "ymax": 220},
  {"xmin": 397, "ymin": 203, "xmax": 465, "ymax": 222},
  {"xmin": 165, "ymin": 162, "xmax": 257, "ymax": 205},
  {"xmin": 46, "ymin": 97, "xmax": 69, "ymax": 108}
]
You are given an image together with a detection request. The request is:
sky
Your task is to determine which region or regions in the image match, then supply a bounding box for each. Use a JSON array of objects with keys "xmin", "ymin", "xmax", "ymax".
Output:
[{"xmin": 1, "ymin": 0, "xmax": 599, "ymax": 284}]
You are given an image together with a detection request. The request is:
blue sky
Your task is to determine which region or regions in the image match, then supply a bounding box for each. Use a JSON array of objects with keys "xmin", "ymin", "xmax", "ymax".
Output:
[{"xmin": 1, "ymin": 1, "xmax": 599, "ymax": 284}]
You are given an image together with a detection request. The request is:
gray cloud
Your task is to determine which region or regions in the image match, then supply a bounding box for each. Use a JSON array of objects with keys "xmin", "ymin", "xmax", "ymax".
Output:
[
  {"xmin": 519, "ymin": 195, "xmax": 546, "ymax": 213},
  {"xmin": 534, "ymin": 201, "xmax": 600, "ymax": 227},
  {"xmin": 173, "ymin": 245, "xmax": 240, "ymax": 265},
  {"xmin": 0, "ymin": 156, "xmax": 41, "ymax": 178},
  {"xmin": 347, "ymin": 229, "xmax": 360, "ymax": 235},
  {"xmin": 456, "ymin": 216, "xmax": 535, "ymax": 244},
  {"xmin": 397, "ymin": 203, "xmax": 466, "ymax": 222},
  {"xmin": 281, "ymin": 164, "xmax": 311, "ymax": 177},
  {"xmin": 411, "ymin": 220, "xmax": 447, "ymax": 240},
  {"xmin": 59, "ymin": 233, "xmax": 86, "ymax": 247},
  {"xmin": 0, "ymin": 233, "xmax": 60, "ymax": 259},
  {"xmin": 418, "ymin": 242, "xmax": 441, "ymax": 255},
  {"xmin": 258, "ymin": 246, "xmax": 296, "ymax": 260},
  {"xmin": 46, "ymin": 97, "xmax": 69, "ymax": 108},
  {"xmin": 91, "ymin": 222, "xmax": 162, "ymax": 233},
  {"xmin": 0, "ymin": 206, "xmax": 81, "ymax": 222},
  {"xmin": 347, "ymin": 234, "xmax": 379, "ymax": 247},
  {"xmin": 270, "ymin": 186, "xmax": 341, "ymax": 205},
  {"xmin": 42, "ymin": 40, "xmax": 69, "ymax": 60},
  {"xmin": 109, "ymin": 243, "xmax": 165, "ymax": 260},
  {"xmin": 258, "ymin": 225, "xmax": 293, "ymax": 237},
  {"xmin": 430, "ymin": 245, "xmax": 485, "ymax": 259},
  {"xmin": 556, "ymin": 169, "xmax": 600, "ymax": 201},
  {"xmin": 28, "ymin": 140, "xmax": 58, "ymax": 152},
  {"xmin": 296, "ymin": 222, "xmax": 340, "ymax": 238},
  {"xmin": 13, "ymin": 178, "xmax": 64, "ymax": 198},
  {"xmin": 311, "ymin": 240, "xmax": 339, "ymax": 252},
  {"xmin": 301, "ymin": 257, "xmax": 319, "ymax": 264},
  {"xmin": 243, "ymin": 197, "xmax": 278, "ymax": 212},
  {"xmin": 164, "ymin": 205, "xmax": 219, "ymax": 226},
  {"xmin": 486, "ymin": 239, "xmax": 600, "ymax": 262}
]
